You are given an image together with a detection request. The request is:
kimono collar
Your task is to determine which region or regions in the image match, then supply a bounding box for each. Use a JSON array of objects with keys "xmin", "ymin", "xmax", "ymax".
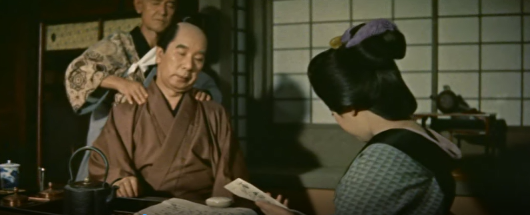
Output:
[
  {"xmin": 146, "ymin": 81, "xmax": 198, "ymax": 130},
  {"xmin": 128, "ymin": 27, "xmax": 157, "ymax": 77},
  {"xmin": 130, "ymin": 26, "xmax": 151, "ymax": 58}
]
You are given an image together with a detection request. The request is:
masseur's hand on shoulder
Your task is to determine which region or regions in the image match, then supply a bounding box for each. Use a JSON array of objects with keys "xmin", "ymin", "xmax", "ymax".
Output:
[
  {"xmin": 114, "ymin": 176, "xmax": 141, "ymax": 198},
  {"xmin": 191, "ymin": 88, "xmax": 212, "ymax": 101},
  {"xmin": 101, "ymin": 75, "xmax": 148, "ymax": 105},
  {"xmin": 256, "ymin": 193, "xmax": 294, "ymax": 215}
]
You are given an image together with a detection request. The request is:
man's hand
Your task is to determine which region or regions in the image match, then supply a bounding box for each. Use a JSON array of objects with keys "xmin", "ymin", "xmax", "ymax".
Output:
[
  {"xmin": 101, "ymin": 75, "xmax": 148, "ymax": 105},
  {"xmin": 256, "ymin": 193, "xmax": 293, "ymax": 215},
  {"xmin": 191, "ymin": 89, "xmax": 212, "ymax": 101},
  {"xmin": 114, "ymin": 176, "xmax": 141, "ymax": 198}
]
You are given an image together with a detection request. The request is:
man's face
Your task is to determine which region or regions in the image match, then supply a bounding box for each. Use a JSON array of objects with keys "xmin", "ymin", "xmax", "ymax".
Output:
[
  {"xmin": 135, "ymin": 0, "xmax": 176, "ymax": 33},
  {"xmin": 156, "ymin": 23, "xmax": 207, "ymax": 93}
]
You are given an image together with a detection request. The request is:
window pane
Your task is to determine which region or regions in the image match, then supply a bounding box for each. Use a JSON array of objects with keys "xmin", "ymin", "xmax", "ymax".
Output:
[
  {"xmin": 273, "ymin": 0, "xmax": 309, "ymax": 24},
  {"xmin": 481, "ymin": 100, "xmax": 521, "ymax": 126},
  {"xmin": 482, "ymin": 72, "xmax": 521, "ymax": 98},
  {"xmin": 237, "ymin": 32, "xmax": 246, "ymax": 51},
  {"xmin": 439, "ymin": 45, "xmax": 479, "ymax": 70},
  {"xmin": 353, "ymin": 0, "xmax": 392, "ymax": 19},
  {"xmin": 274, "ymin": 100, "xmax": 310, "ymax": 123},
  {"xmin": 273, "ymin": 75, "xmax": 311, "ymax": 98},
  {"xmin": 394, "ymin": 0, "xmax": 432, "ymax": 18},
  {"xmin": 237, "ymin": 75, "xmax": 247, "ymax": 95},
  {"xmin": 395, "ymin": 19, "xmax": 432, "ymax": 44},
  {"xmin": 312, "ymin": 0, "xmax": 349, "ymax": 21},
  {"xmin": 481, "ymin": 45, "xmax": 521, "ymax": 70},
  {"xmin": 273, "ymin": 50, "xmax": 310, "ymax": 74},
  {"xmin": 273, "ymin": 25, "xmax": 310, "ymax": 48}
]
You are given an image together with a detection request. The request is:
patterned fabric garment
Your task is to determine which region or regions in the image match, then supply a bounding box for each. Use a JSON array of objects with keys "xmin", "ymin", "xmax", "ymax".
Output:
[
  {"xmin": 65, "ymin": 31, "xmax": 143, "ymax": 113},
  {"xmin": 334, "ymin": 144, "xmax": 446, "ymax": 215}
]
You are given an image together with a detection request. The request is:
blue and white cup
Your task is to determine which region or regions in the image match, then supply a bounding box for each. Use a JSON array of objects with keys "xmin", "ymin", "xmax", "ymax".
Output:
[{"xmin": 0, "ymin": 160, "xmax": 20, "ymax": 190}]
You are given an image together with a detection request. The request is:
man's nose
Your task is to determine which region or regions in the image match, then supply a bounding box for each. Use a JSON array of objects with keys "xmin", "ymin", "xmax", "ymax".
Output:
[{"xmin": 181, "ymin": 55, "xmax": 194, "ymax": 71}]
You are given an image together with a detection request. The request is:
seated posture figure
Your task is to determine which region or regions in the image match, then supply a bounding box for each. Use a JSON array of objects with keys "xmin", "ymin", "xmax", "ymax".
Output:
[
  {"xmin": 256, "ymin": 19, "xmax": 461, "ymax": 215},
  {"xmin": 89, "ymin": 21, "xmax": 248, "ymax": 205}
]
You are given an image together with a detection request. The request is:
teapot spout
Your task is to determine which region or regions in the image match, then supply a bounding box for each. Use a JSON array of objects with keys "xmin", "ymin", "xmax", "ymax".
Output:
[{"xmin": 106, "ymin": 185, "xmax": 119, "ymax": 204}]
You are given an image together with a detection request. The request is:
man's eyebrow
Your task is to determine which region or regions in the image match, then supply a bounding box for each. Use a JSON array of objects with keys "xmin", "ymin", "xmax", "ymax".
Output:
[
  {"xmin": 176, "ymin": 44, "xmax": 206, "ymax": 54},
  {"xmin": 176, "ymin": 44, "xmax": 188, "ymax": 49}
]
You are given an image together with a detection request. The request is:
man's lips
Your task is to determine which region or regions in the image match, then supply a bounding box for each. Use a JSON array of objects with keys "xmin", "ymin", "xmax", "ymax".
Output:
[{"xmin": 172, "ymin": 75, "xmax": 190, "ymax": 82}]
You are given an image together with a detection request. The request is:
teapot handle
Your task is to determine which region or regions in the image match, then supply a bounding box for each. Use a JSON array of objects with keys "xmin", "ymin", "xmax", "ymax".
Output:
[{"xmin": 68, "ymin": 146, "xmax": 109, "ymax": 187}]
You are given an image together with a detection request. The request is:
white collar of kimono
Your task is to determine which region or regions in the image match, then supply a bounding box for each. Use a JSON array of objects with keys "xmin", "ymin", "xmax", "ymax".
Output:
[
  {"xmin": 126, "ymin": 47, "xmax": 157, "ymax": 76},
  {"xmin": 403, "ymin": 127, "xmax": 462, "ymax": 159}
]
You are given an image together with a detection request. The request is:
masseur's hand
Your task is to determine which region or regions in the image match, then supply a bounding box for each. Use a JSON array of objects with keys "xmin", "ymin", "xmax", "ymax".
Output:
[
  {"xmin": 117, "ymin": 79, "xmax": 148, "ymax": 105},
  {"xmin": 101, "ymin": 75, "xmax": 148, "ymax": 105},
  {"xmin": 114, "ymin": 176, "xmax": 141, "ymax": 198},
  {"xmin": 256, "ymin": 193, "xmax": 293, "ymax": 215},
  {"xmin": 191, "ymin": 89, "xmax": 212, "ymax": 101}
]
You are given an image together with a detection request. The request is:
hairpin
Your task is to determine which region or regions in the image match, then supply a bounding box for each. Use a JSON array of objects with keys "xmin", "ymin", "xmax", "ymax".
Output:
[
  {"xmin": 329, "ymin": 36, "xmax": 343, "ymax": 49},
  {"xmin": 329, "ymin": 19, "xmax": 398, "ymax": 50}
]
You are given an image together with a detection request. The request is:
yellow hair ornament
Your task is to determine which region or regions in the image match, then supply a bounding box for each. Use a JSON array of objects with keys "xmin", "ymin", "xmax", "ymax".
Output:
[{"xmin": 329, "ymin": 36, "xmax": 343, "ymax": 49}]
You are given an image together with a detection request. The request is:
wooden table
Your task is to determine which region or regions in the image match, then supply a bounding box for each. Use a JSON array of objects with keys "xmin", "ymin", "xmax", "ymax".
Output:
[
  {"xmin": 0, "ymin": 196, "xmax": 164, "ymax": 215},
  {"xmin": 412, "ymin": 113, "xmax": 503, "ymax": 155}
]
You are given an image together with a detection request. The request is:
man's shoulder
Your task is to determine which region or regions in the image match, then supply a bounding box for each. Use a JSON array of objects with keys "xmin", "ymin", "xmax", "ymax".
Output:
[
  {"xmin": 198, "ymin": 100, "xmax": 230, "ymax": 119},
  {"xmin": 199, "ymin": 100, "xmax": 226, "ymax": 113},
  {"xmin": 111, "ymin": 102, "xmax": 139, "ymax": 118}
]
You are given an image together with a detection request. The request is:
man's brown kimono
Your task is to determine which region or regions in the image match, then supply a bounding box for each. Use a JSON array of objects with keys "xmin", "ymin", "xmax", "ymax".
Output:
[{"xmin": 89, "ymin": 81, "xmax": 248, "ymax": 205}]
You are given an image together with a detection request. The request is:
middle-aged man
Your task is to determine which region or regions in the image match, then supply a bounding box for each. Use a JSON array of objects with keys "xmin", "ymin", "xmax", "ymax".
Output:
[
  {"xmin": 89, "ymin": 21, "xmax": 248, "ymax": 206},
  {"xmin": 64, "ymin": 0, "xmax": 222, "ymax": 181}
]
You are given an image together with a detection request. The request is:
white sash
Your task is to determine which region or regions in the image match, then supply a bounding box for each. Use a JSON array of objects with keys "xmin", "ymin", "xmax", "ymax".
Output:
[{"xmin": 126, "ymin": 47, "xmax": 157, "ymax": 76}]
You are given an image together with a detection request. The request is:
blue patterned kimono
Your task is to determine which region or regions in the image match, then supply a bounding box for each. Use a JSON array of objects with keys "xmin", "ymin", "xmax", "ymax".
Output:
[{"xmin": 333, "ymin": 129, "xmax": 461, "ymax": 215}]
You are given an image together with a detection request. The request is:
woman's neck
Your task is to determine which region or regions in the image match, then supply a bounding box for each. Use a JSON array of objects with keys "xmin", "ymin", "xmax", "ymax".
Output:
[{"xmin": 367, "ymin": 115, "xmax": 424, "ymax": 140}]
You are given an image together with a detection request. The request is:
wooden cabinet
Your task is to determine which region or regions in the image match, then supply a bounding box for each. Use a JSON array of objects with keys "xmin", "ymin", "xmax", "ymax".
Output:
[{"xmin": 0, "ymin": 0, "xmax": 40, "ymax": 190}]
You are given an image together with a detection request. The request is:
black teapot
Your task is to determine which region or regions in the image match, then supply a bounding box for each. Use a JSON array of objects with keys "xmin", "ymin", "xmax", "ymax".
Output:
[{"xmin": 63, "ymin": 146, "xmax": 118, "ymax": 215}]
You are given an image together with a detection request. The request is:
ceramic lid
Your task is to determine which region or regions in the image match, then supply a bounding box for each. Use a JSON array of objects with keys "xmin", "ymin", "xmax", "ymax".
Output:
[
  {"xmin": 0, "ymin": 160, "xmax": 20, "ymax": 168},
  {"xmin": 69, "ymin": 177, "xmax": 107, "ymax": 190},
  {"xmin": 39, "ymin": 182, "xmax": 64, "ymax": 198}
]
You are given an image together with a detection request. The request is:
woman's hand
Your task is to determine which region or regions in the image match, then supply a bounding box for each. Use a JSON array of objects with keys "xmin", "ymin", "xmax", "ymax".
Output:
[{"xmin": 256, "ymin": 193, "xmax": 294, "ymax": 215}]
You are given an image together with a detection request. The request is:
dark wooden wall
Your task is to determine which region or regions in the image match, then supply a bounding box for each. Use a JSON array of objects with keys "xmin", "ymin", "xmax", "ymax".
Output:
[
  {"xmin": 0, "ymin": 0, "xmax": 198, "ymax": 190},
  {"xmin": 0, "ymin": 0, "xmax": 40, "ymax": 190}
]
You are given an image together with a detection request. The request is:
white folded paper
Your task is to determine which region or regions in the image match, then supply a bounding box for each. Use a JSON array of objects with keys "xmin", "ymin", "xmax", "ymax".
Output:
[
  {"xmin": 224, "ymin": 178, "xmax": 288, "ymax": 209},
  {"xmin": 135, "ymin": 198, "xmax": 257, "ymax": 215}
]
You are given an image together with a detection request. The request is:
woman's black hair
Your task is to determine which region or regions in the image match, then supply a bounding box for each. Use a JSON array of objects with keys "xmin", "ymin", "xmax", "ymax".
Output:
[
  {"xmin": 307, "ymin": 24, "xmax": 417, "ymax": 120},
  {"xmin": 156, "ymin": 14, "xmax": 206, "ymax": 52}
]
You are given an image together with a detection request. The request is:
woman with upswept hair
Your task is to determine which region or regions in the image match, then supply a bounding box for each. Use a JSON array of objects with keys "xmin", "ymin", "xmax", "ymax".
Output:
[{"xmin": 256, "ymin": 19, "xmax": 461, "ymax": 215}]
